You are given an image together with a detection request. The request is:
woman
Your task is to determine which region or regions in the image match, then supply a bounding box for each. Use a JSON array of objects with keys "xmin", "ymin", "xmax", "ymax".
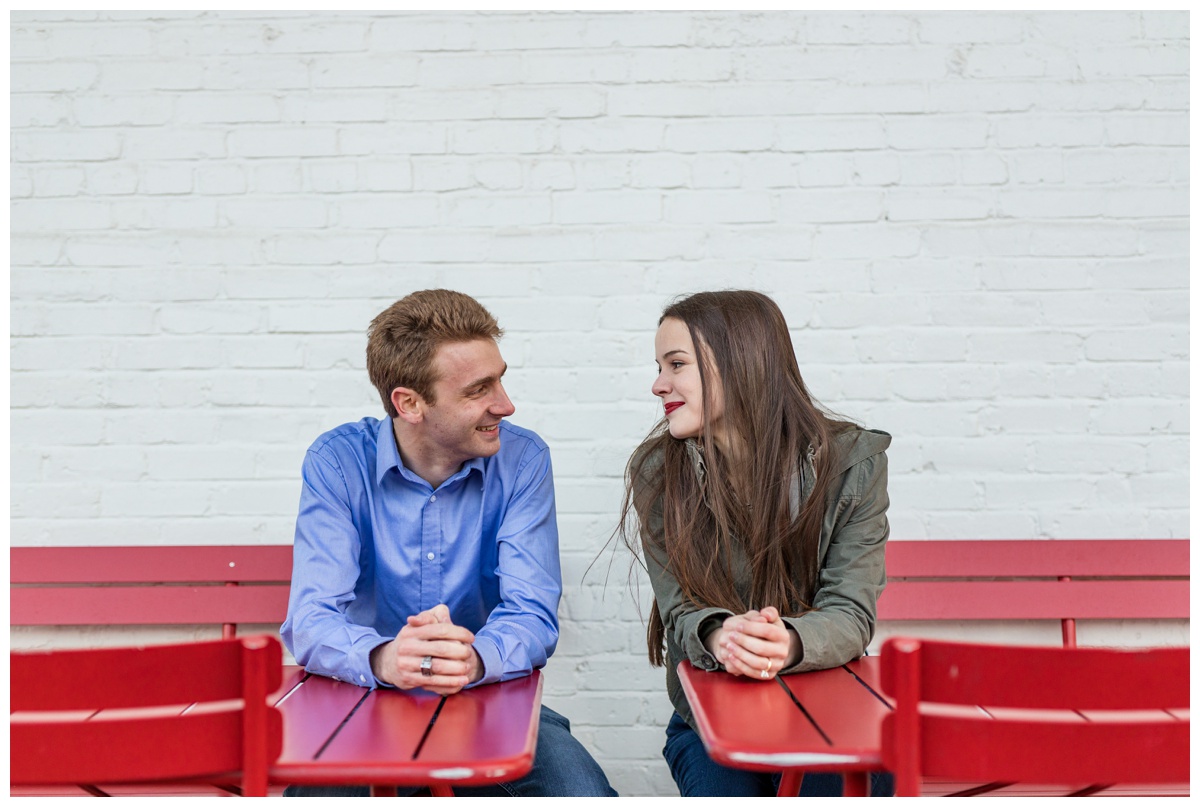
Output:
[{"xmin": 617, "ymin": 290, "xmax": 893, "ymax": 797}]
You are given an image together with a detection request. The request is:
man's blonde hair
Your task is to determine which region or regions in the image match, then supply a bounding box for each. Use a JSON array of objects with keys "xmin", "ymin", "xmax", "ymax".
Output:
[{"xmin": 366, "ymin": 289, "xmax": 503, "ymax": 416}]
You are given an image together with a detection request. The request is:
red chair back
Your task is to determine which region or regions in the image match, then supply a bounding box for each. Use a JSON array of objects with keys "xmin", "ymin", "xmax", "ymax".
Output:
[
  {"xmin": 880, "ymin": 638, "xmax": 1190, "ymax": 796},
  {"xmin": 11, "ymin": 636, "xmax": 283, "ymax": 796}
]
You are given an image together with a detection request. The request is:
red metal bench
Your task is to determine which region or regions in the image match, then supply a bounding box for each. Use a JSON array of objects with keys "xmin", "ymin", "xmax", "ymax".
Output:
[
  {"xmin": 10, "ymin": 545, "xmax": 294, "ymax": 797},
  {"xmin": 876, "ymin": 539, "xmax": 1190, "ymax": 797},
  {"xmin": 878, "ymin": 539, "xmax": 1189, "ymax": 647}
]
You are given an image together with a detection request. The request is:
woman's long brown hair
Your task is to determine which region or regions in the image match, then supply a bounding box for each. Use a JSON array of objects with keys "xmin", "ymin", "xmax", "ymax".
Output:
[{"xmin": 618, "ymin": 290, "xmax": 853, "ymax": 666}]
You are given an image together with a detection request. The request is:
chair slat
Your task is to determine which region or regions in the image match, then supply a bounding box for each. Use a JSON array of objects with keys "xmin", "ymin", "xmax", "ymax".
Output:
[{"xmin": 911, "ymin": 712, "xmax": 1190, "ymax": 784}]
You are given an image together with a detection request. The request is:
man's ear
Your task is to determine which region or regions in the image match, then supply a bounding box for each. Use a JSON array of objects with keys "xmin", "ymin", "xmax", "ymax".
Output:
[{"xmin": 391, "ymin": 387, "xmax": 425, "ymax": 424}]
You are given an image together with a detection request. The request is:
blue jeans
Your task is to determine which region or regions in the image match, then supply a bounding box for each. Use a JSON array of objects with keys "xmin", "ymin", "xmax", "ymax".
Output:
[
  {"xmin": 283, "ymin": 705, "xmax": 616, "ymax": 797},
  {"xmin": 664, "ymin": 712, "xmax": 894, "ymax": 797}
]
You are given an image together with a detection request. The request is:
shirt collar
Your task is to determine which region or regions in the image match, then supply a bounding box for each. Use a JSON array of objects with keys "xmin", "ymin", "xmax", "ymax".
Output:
[{"xmin": 375, "ymin": 417, "xmax": 486, "ymax": 488}]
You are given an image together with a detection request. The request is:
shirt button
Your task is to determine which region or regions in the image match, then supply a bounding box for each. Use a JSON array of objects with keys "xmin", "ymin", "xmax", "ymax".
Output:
[
  {"xmin": 359, "ymin": 675, "xmax": 366, "ymax": 683},
  {"xmin": 430, "ymin": 495, "xmax": 437, "ymax": 502},
  {"xmin": 426, "ymin": 552, "xmax": 435, "ymax": 560}
]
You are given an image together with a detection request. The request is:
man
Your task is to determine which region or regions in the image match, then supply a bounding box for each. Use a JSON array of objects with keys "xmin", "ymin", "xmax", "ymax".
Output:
[{"xmin": 281, "ymin": 289, "xmax": 616, "ymax": 797}]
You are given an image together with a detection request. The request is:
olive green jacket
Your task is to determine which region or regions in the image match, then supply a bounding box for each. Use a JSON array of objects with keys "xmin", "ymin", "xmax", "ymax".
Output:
[{"xmin": 640, "ymin": 427, "xmax": 892, "ymax": 731}]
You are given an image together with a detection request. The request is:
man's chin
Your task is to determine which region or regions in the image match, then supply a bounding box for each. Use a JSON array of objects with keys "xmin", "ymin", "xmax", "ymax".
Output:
[{"xmin": 475, "ymin": 432, "xmax": 503, "ymax": 455}]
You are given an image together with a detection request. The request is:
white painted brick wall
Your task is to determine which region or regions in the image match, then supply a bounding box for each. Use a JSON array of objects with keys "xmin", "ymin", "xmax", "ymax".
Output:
[{"xmin": 10, "ymin": 11, "xmax": 1188, "ymax": 796}]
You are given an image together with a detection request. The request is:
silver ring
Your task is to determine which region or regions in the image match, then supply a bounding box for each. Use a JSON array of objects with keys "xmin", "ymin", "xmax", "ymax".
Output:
[
  {"xmin": 420, "ymin": 655, "xmax": 434, "ymax": 677},
  {"xmin": 761, "ymin": 669, "xmax": 769, "ymax": 679}
]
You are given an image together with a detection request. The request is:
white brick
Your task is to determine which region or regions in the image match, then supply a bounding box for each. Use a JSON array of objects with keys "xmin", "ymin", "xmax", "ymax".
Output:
[
  {"xmin": 561, "ymin": 121, "xmax": 664, "ymax": 153},
  {"xmin": 778, "ymin": 117, "xmax": 886, "ymax": 151},
  {"xmin": 556, "ymin": 192, "xmax": 661, "ymax": 225},
  {"xmin": 583, "ymin": 13, "xmax": 692, "ymax": 47},
  {"xmin": 691, "ymin": 156, "xmax": 740, "ymax": 188},
  {"xmin": 230, "ymin": 127, "xmax": 340, "ymax": 158},
  {"xmin": 668, "ymin": 191, "xmax": 772, "ymax": 224},
  {"xmin": 175, "ymin": 93, "xmax": 282, "ymax": 124},
  {"xmin": 202, "ymin": 56, "xmax": 310, "ymax": 90},
  {"xmin": 1107, "ymin": 113, "xmax": 1189, "ymax": 147},
  {"xmin": 12, "ymin": 199, "xmax": 111, "ymax": 231},
  {"xmin": 282, "ymin": 93, "xmax": 388, "ymax": 123},
  {"xmin": 1142, "ymin": 11, "xmax": 1188, "ymax": 40},
  {"xmin": 779, "ymin": 189, "xmax": 887, "ymax": 226},
  {"xmin": 997, "ymin": 187, "xmax": 1104, "ymax": 218},
  {"xmin": 10, "ymin": 61, "xmax": 98, "ymax": 92},
  {"xmin": 12, "ymin": 130, "xmax": 121, "ymax": 162},
  {"xmin": 496, "ymin": 87, "xmax": 605, "ymax": 120},
  {"xmin": 419, "ymin": 53, "xmax": 523, "ymax": 87},
  {"xmin": 919, "ymin": 11, "xmax": 1024, "ymax": 43},
  {"xmin": 628, "ymin": 49, "xmax": 734, "ymax": 82},
  {"xmin": 370, "ymin": 17, "xmax": 474, "ymax": 52},
  {"xmin": 707, "ymin": 226, "xmax": 814, "ymax": 260},
  {"xmin": 446, "ymin": 194, "xmax": 551, "ymax": 226},
  {"xmin": 689, "ymin": 11, "xmax": 803, "ymax": 47},
  {"xmin": 962, "ymin": 44, "xmax": 1079, "ymax": 79},
  {"xmin": 808, "ymin": 12, "xmax": 914, "ymax": 43},
  {"xmin": 98, "ymin": 59, "xmax": 205, "ymax": 91},
  {"xmin": 311, "ymin": 56, "xmax": 418, "ymax": 88},
  {"xmin": 896, "ymin": 153, "xmax": 958, "ymax": 186},
  {"xmin": 450, "ymin": 121, "xmax": 555, "ymax": 154},
  {"xmin": 1077, "ymin": 44, "xmax": 1189, "ymax": 79},
  {"xmin": 268, "ymin": 234, "xmax": 378, "ymax": 265},
  {"xmin": 994, "ymin": 114, "xmax": 1106, "ymax": 148},
  {"xmin": 123, "ymin": 129, "xmax": 227, "ymax": 159},
  {"xmin": 521, "ymin": 52, "xmax": 629, "ymax": 84}
]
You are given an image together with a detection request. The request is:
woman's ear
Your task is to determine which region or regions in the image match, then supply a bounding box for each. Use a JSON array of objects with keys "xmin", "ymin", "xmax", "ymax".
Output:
[{"xmin": 391, "ymin": 387, "xmax": 425, "ymax": 424}]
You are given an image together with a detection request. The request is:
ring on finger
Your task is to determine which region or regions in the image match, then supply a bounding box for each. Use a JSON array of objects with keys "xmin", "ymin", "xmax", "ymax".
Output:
[{"xmin": 420, "ymin": 655, "xmax": 434, "ymax": 678}]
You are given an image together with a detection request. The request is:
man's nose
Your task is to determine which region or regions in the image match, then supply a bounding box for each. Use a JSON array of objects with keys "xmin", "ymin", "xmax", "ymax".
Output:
[{"xmin": 492, "ymin": 383, "xmax": 516, "ymax": 416}]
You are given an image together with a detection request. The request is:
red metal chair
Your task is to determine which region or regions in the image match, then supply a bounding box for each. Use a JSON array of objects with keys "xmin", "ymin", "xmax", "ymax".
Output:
[
  {"xmin": 880, "ymin": 637, "xmax": 1189, "ymax": 797},
  {"xmin": 11, "ymin": 635, "xmax": 283, "ymax": 797}
]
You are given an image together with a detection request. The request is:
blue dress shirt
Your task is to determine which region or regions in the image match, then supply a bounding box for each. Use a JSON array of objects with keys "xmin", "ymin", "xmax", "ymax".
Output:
[{"xmin": 281, "ymin": 416, "xmax": 562, "ymax": 689}]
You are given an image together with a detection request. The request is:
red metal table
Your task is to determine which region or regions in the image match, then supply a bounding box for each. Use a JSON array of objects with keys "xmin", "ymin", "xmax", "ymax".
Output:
[
  {"xmin": 678, "ymin": 657, "xmax": 889, "ymax": 797},
  {"xmin": 271, "ymin": 667, "xmax": 543, "ymax": 796}
]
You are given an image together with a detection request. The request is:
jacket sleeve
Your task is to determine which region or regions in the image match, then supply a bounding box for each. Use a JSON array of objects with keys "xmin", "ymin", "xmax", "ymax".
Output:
[
  {"xmin": 781, "ymin": 450, "xmax": 889, "ymax": 673},
  {"xmin": 641, "ymin": 494, "xmax": 730, "ymax": 672}
]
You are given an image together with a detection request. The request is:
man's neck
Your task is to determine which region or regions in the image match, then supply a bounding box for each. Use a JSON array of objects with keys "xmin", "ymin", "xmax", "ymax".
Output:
[{"xmin": 391, "ymin": 419, "xmax": 461, "ymax": 489}]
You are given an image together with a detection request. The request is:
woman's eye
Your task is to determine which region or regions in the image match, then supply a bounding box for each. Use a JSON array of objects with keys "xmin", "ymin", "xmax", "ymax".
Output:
[{"xmin": 671, "ymin": 361, "xmax": 684, "ymax": 369}]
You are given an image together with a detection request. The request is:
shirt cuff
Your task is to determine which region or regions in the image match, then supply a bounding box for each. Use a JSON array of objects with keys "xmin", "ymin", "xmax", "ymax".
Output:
[{"xmin": 466, "ymin": 633, "xmax": 502, "ymax": 688}]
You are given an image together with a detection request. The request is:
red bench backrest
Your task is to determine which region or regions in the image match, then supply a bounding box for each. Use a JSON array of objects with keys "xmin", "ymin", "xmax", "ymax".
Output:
[
  {"xmin": 10, "ymin": 545, "xmax": 294, "ymax": 638},
  {"xmin": 877, "ymin": 540, "xmax": 1189, "ymax": 647}
]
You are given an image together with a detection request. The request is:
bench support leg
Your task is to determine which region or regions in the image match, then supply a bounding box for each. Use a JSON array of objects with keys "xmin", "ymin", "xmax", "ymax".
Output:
[
  {"xmin": 777, "ymin": 771, "xmax": 803, "ymax": 796},
  {"xmin": 843, "ymin": 772, "xmax": 869, "ymax": 797}
]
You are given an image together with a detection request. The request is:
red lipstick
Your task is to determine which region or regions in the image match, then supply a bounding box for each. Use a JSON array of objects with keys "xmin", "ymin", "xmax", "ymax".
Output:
[{"xmin": 664, "ymin": 402, "xmax": 684, "ymax": 415}]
